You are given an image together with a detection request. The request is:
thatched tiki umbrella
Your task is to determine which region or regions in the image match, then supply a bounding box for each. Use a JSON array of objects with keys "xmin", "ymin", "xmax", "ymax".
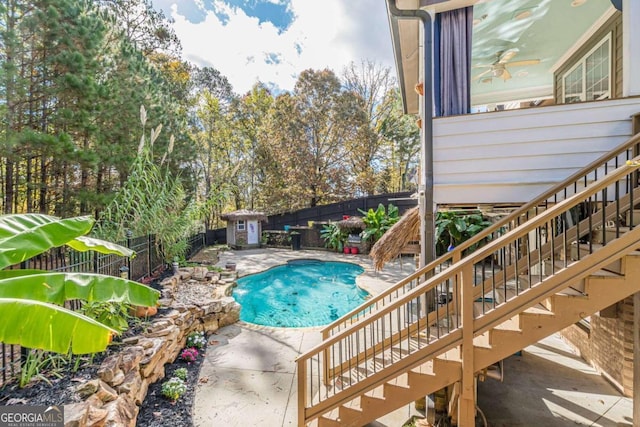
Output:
[
  {"xmin": 337, "ymin": 216, "xmax": 366, "ymax": 232},
  {"xmin": 369, "ymin": 207, "xmax": 420, "ymax": 271}
]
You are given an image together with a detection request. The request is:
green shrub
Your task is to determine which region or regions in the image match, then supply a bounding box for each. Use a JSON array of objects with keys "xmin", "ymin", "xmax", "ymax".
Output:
[
  {"xmin": 435, "ymin": 211, "xmax": 492, "ymax": 256},
  {"xmin": 174, "ymin": 368, "xmax": 188, "ymax": 381},
  {"xmin": 81, "ymin": 301, "xmax": 131, "ymax": 333},
  {"xmin": 359, "ymin": 203, "xmax": 400, "ymax": 243},
  {"xmin": 320, "ymin": 222, "xmax": 348, "ymax": 252},
  {"xmin": 161, "ymin": 377, "xmax": 187, "ymax": 401}
]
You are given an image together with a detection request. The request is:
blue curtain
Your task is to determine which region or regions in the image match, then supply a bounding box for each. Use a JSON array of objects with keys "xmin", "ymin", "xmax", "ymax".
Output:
[{"xmin": 434, "ymin": 7, "xmax": 473, "ymax": 117}]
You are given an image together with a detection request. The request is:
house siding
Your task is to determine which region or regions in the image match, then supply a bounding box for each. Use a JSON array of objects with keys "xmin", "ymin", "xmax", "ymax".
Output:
[
  {"xmin": 432, "ymin": 97, "xmax": 640, "ymax": 205},
  {"xmin": 560, "ymin": 296, "xmax": 634, "ymax": 396},
  {"xmin": 554, "ymin": 12, "xmax": 623, "ymax": 103}
]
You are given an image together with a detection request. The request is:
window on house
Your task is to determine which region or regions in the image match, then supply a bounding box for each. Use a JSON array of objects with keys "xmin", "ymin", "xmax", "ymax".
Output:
[
  {"xmin": 562, "ymin": 33, "xmax": 611, "ymax": 103},
  {"xmin": 237, "ymin": 220, "xmax": 245, "ymax": 231}
]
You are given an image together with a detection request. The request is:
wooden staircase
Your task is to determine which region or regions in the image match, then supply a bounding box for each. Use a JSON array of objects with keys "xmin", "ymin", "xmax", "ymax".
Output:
[
  {"xmin": 297, "ymin": 134, "xmax": 640, "ymax": 427},
  {"xmin": 313, "ymin": 246, "xmax": 640, "ymax": 427}
]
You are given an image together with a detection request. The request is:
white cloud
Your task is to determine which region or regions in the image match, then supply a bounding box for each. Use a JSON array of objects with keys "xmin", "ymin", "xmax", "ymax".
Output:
[{"xmin": 168, "ymin": 0, "xmax": 395, "ymax": 94}]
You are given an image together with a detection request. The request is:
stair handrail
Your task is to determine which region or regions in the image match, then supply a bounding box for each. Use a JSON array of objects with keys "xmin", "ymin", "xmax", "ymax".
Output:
[
  {"xmin": 322, "ymin": 130, "xmax": 640, "ymax": 338},
  {"xmin": 298, "ymin": 157, "xmax": 640, "ymax": 424}
]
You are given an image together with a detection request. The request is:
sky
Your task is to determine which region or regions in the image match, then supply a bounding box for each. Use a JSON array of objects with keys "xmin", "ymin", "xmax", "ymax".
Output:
[{"xmin": 150, "ymin": 0, "xmax": 397, "ymax": 95}]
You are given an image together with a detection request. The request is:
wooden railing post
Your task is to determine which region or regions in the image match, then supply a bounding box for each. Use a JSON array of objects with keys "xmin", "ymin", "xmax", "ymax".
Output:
[
  {"xmin": 458, "ymin": 263, "xmax": 475, "ymax": 426},
  {"xmin": 297, "ymin": 359, "xmax": 307, "ymax": 427}
]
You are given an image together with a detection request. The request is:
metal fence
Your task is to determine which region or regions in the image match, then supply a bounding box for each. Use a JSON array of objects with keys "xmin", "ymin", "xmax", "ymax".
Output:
[
  {"xmin": 185, "ymin": 233, "xmax": 206, "ymax": 260},
  {"xmin": 0, "ymin": 232, "xmax": 205, "ymax": 388}
]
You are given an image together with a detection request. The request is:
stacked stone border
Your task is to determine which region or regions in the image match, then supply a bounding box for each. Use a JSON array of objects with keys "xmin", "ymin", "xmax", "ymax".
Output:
[{"xmin": 64, "ymin": 267, "xmax": 240, "ymax": 427}]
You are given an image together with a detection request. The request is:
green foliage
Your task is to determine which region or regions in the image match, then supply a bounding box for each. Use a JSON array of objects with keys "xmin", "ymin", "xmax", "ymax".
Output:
[
  {"xmin": 93, "ymin": 107, "xmax": 207, "ymax": 262},
  {"xmin": 359, "ymin": 204, "xmax": 400, "ymax": 243},
  {"xmin": 320, "ymin": 222, "xmax": 348, "ymax": 252},
  {"xmin": 161, "ymin": 377, "xmax": 187, "ymax": 401},
  {"xmin": 174, "ymin": 367, "xmax": 188, "ymax": 381},
  {"xmin": 377, "ymin": 88, "xmax": 421, "ymax": 193},
  {"xmin": 435, "ymin": 211, "xmax": 492, "ymax": 256},
  {"xmin": 0, "ymin": 214, "xmax": 159, "ymax": 354},
  {"xmin": 19, "ymin": 350, "xmax": 66, "ymax": 388},
  {"xmin": 80, "ymin": 301, "xmax": 132, "ymax": 333},
  {"xmin": 20, "ymin": 350, "xmax": 47, "ymax": 388}
]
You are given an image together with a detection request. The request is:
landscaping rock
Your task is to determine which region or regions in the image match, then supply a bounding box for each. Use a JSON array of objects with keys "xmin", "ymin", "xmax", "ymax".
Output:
[
  {"xmin": 75, "ymin": 380, "xmax": 100, "ymax": 399},
  {"xmin": 36, "ymin": 268, "xmax": 239, "ymax": 427}
]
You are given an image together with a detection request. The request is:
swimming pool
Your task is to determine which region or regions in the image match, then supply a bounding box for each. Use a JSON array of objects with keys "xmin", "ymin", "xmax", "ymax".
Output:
[{"xmin": 233, "ymin": 259, "xmax": 368, "ymax": 327}]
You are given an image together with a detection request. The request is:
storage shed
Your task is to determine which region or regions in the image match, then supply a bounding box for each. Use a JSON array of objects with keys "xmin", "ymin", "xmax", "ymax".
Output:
[{"xmin": 220, "ymin": 210, "xmax": 267, "ymax": 249}]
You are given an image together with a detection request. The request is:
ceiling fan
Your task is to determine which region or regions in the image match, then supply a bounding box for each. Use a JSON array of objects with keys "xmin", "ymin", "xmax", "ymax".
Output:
[{"xmin": 473, "ymin": 50, "xmax": 540, "ymax": 82}]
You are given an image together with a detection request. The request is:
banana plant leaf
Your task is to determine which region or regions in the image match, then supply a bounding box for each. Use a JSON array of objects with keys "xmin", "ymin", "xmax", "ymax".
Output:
[
  {"xmin": 0, "ymin": 272, "xmax": 159, "ymax": 307},
  {"xmin": 0, "ymin": 214, "xmax": 94, "ymax": 269},
  {"xmin": 0, "ymin": 298, "xmax": 116, "ymax": 354},
  {"xmin": 66, "ymin": 236, "xmax": 135, "ymax": 258}
]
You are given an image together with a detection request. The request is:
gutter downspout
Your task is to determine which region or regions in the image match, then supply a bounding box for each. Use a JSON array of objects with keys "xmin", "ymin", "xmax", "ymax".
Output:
[{"xmin": 386, "ymin": 0, "xmax": 435, "ymax": 271}]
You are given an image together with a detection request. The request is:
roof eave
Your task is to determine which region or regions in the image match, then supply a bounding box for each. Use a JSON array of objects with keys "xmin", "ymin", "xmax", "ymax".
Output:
[
  {"xmin": 387, "ymin": 5, "xmax": 420, "ymax": 114},
  {"xmin": 386, "ymin": 0, "xmax": 480, "ymax": 115}
]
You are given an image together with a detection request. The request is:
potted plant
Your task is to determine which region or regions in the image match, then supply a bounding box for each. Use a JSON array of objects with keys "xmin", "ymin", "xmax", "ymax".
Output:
[{"xmin": 320, "ymin": 222, "xmax": 348, "ymax": 252}]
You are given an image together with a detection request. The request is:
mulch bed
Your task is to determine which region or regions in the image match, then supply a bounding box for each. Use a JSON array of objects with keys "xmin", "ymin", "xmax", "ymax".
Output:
[
  {"xmin": 0, "ymin": 269, "xmax": 210, "ymax": 427},
  {"xmin": 135, "ymin": 338, "xmax": 209, "ymax": 427}
]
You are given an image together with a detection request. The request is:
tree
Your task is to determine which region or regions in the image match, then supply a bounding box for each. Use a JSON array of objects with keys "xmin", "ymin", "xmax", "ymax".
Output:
[
  {"xmin": 231, "ymin": 83, "xmax": 274, "ymax": 210},
  {"xmin": 263, "ymin": 69, "xmax": 368, "ymax": 210},
  {"xmin": 96, "ymin": 0, "xmax": 181, "ymax": 55},
  {"xmin": 377, "ymin": 88, "xmax": 421, "ymax": 193},
  {"xmin": 193, "ymin": 66, "xmax": 235, "ymax": 106},
  {"xmin": 191, "ymin": 90, "xmax": 236, "ymax": 229},
  {"xmin": 0, "ymin": 214, "xmax": 159, "ymax": 354},
  {"xmin": 342, "ymin": 60, "xmax": 396, "ymax": 195},
  {"xmin": 0, "ymin": 0, "xmax": 195, "ymax": 218}
]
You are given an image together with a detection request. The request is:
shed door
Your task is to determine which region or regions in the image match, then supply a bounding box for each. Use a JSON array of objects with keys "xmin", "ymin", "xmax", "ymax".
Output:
[{"xmin": 247, "ymin": 220, "xmax": 259, "ymax": 244}]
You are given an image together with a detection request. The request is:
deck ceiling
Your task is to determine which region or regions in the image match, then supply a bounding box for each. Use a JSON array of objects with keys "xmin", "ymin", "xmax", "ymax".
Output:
[{"xmin": 387, "ymin": 0, "xmax": 615, "ymax": 114}]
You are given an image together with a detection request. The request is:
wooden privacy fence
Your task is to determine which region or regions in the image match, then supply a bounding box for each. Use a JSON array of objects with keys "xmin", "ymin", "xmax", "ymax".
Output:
[
  {"xmin": 0, "ymin": 232, "xmax": 206, "ymax": 388},
  {"xmin": 206, "ymin": 192, "xmax": 418, "ymax": 244},
  {"xmin": 265, "ymin": 191, "xmax": 416, "ymax": 230}
]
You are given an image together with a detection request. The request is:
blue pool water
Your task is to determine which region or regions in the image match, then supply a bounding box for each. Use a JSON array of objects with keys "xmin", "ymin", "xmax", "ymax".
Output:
[{"xmin": 233, "ymin": 259, "xmax": 368, "ymax": 327}]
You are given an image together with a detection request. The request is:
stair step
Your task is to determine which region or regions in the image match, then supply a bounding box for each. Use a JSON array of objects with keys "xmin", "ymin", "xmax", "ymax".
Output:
[
  {"xmin": 338, "ymin": 404, "xmax": 363, "ymax": 424},
  {"xmin": 584, "ymin": 269, "xmax": 625, "ymax": 294},
  {"xmin": 390, "ymin": 336, "xmax": 430, "ymax": 355},
  {"xmin": 625, "ymin": 209, "xmax": 640, "ymax": 226},
  {"xmin": 541, "ymin": 291, "xmax": 588, "ymax": 312},
  {"xmin": 473, "ymin": 331, "xmax": 492, "ymax": 348},
  {"xmin": 508, "ymin": 304, "xmax": 555, "ymax": 332},
  {"xmin": 542, "ymin": 259, "xmax": 576, "ymax": 275},
  {"xmin": 318, "ymin": 408, "xmax": 342, "ymax": 427},
  {"xmin": 571, "ymin": 242, "xmax": 640, "ymax": 274},
  {"xmin": 360, "ymin": 385, "xmax": 386, "ymax": 411},
  {"xmin": 383, "ymin": 374, "xmax": 412, "ymax": 399},
  {"xmin": 432, "ymin": 348, "xmax": 462, "ymax": 374},
  {"xmin": 592, "ymin": 226, "xmax": 631, "ymax": 245}
]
